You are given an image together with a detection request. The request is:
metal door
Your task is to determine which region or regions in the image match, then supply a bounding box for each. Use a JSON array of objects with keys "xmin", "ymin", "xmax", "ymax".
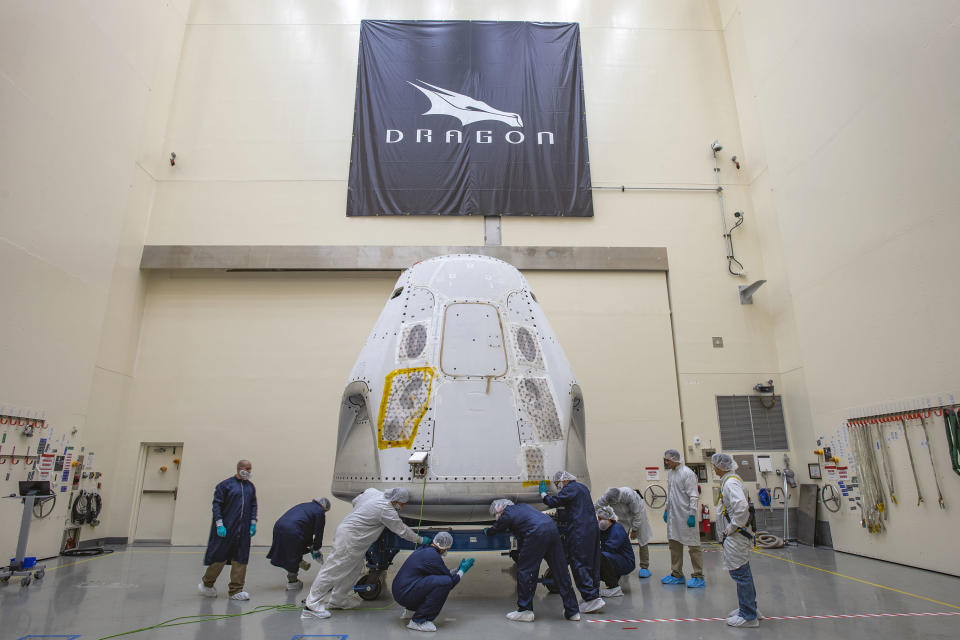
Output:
[{"xmin": 134, "ymin": 445, "xmax": 182, "ymax": 542}]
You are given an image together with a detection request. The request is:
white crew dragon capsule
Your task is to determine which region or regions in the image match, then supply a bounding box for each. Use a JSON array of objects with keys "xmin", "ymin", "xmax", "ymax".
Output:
[{"xmin": 331, "ymin": 254, "xmax": 590, "ymax": 522}]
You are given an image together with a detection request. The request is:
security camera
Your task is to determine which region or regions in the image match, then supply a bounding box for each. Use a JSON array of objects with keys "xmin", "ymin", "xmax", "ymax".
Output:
[
  {"xmin": 753, "ymin": 379, "xmax": 774, "ymax": 394},
  {"xmin": 710, "ymin": 140, "xmax": 723, "ymax": 152}
]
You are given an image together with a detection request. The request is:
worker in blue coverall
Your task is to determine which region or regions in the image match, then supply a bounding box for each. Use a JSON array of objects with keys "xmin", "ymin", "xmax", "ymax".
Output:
[
  {"xmin": 267, "ymin": 497, "xmax": 331, "ymax": 591},
  {"xmin": 485, "ymin": 499, "xmax": 580, "ymax": 623},
  {"xmin": 596, "ymin": 505, "xmax": 636, "ymax": 597},
  {"xmin": 392, "ymin": 531, "xmax": 476, "ymax": 632},
  {"xmin": 198, "ymin": 459, "xmax": 257, "ymax": 600},
  {"xmin": 541, "ymin": 470, "xmax": 605, "ymax": 613}
]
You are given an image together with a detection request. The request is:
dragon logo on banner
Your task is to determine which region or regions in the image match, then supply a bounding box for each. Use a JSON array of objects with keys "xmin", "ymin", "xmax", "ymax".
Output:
[
  {"xmin": 407, "ymin": 80, "xmax": 523, "ymax": 128},
  {"xmin": 347, "ymin": 20, "xmax": 593, "ymax": 217}
]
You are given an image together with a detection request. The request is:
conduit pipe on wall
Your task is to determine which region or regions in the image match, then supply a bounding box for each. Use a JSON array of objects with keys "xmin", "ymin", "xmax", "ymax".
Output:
[{"xmin": 592, "ymin": 149, "xmax": 748, "ymax": 278}]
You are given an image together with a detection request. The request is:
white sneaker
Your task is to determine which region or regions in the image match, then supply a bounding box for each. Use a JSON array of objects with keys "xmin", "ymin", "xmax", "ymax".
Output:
[
  {"xmin": 197, "ymin": 582, "xmax": 217, "ymax": 597},
  {"xmin": 506, "ymin": 610, "xmax": 535, "ymax": 622},
  {"xmin": 729, "ymin": 609, "xmax": 766, "ymax": 620},
  {"xmin": 401, "ymin": 608, "xmax": 415, "ymax": 620},
  {"xmin": 600, "ymin": 586, "xmax": 623, "ymax": 598},
  {"xmin": 286, "ymin": 580, "xmax": 303, "ymax": 591},
  {"xmin": 230, "ymin": 591, "xmax": 250, "ymax": 601},
  {"xmin": 579, "ymin": 598, "xmax": 605, "ymax": 613},
  {"xmin": 727, "ymin": 615, "xmax": 760, "ymax": 627},
  {"xmin": 566, "ymin": 613, "xmax": 581, "ymax": 621},
  {"xmin": 407, "ymin": 620, "xmax": 437, "ymax": 632},
  {"xmin": 301, "ymin": 604, "xmax": 331, "ymax": 620}
]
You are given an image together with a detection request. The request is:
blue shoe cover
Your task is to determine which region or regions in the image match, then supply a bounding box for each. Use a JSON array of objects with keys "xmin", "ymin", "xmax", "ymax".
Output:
[
  {"xmin": 686, "ymin": 577, "xmax": 706, "ymax": 588},
  {"xmin": 661, "ymin": 574, "xmax": 685, "ymax": 585},
  {"xmin": 637, "ymin": 568, "xmax": 651, "ymax": 579}
]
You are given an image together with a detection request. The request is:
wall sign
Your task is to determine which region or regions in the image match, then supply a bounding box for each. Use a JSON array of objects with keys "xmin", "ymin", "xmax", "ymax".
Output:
[{"xmin": 347, "ymin": 20, "xmax": 593, "ymax": 217}]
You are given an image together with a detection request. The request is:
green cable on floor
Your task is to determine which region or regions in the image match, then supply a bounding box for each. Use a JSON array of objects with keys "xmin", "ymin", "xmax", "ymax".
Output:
[
  {"xmin": 96, "ymin": 603, "xmax": 302, "ymax": 640},
  {"xmin": 97, "ymin": 600, "xmax": 399, "ymax": 640},
  {"xmin": 98, "ymin": 479, "xmax": 431, "ymax": 640}
]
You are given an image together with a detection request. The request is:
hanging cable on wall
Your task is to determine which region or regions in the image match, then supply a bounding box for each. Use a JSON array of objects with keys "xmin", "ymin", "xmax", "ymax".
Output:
[{"xmin": 711, "ymin": 140, "xmax": 745, "ymax": 276}]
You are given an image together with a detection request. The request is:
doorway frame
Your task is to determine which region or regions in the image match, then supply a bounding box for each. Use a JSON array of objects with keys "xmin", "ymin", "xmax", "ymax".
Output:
[{"xmin": 128, "ymin": 442, "xmax": 184, "ymax": 544}]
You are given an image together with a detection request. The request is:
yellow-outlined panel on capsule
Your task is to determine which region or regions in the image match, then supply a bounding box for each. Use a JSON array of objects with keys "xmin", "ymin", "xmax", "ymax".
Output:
[{"xmin": 377, "ymin": 366, "xmax": 435, "ymax": 450}]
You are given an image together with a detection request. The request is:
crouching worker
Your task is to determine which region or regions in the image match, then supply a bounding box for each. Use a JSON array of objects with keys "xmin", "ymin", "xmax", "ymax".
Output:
[
  {"xmin": 301, "ymin": 488, "xmax": 432, "ymax": 620},
  {"xmin": 712, "ymin": 453, "xmax": 763, "ymax": 628},
  {"xmin": 266, "ymin": 497, "xmax": 331, "ymax": 591},
  {"xmin": 596, "ymin": 506, "xmax": 635, "ymax": 597},
  {"xmin": 393, "ymin": 531, "xmax": 475, "ymax": 632}
]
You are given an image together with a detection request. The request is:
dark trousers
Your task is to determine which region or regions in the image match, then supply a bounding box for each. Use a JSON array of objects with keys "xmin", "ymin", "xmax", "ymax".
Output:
[
  {"xmin": 729, "ymin": 562, "xmax": 758, "ymax": 620},
  {"xmin": 202, "ymin": 561, "xmax": 246, "ymax": 595},
  {"xmin": 599, "ymin": 553, "xmax": 623, "ymax": 588},
  {"xmin": 565, "ymin": 535, "xmax": 600, "ymax": 601},
  {"xmin": 516, "ymin": 531, "xmax": 579, "ymax": 618},
  {"xmin": 394, "ymin": 575, "xmax": 454, "ymax": 623}
]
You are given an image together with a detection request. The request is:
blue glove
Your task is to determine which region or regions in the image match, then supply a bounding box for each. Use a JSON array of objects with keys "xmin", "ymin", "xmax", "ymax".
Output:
[
  {"xmin": 311, "ymin": 550, "xmax": 323, "ymax": 561},
  {"xmin": 419, "ymin": 535, "xmax": 432, "ymax": 545},
  {"xmin": 482, "ymin": 527, "xmax": 493, "ymax": 536},
  {"xmin": 687, "ymin": 515, "xmax": 696, "ymax": 528},
  {"xmin": 458, "ymin": 558, "xmax": 475, "ymax": 574},
  {"xmin": 663, "ymin": 511, "xmax": 668, "ymax": 523},
  {"xmin": 250, "ymin": 523, "xmax": 257, "ymax": 536},
  {"xmin": 216, "ymin": 525, "xmax": 227, "ymax": 538},
  {"xmin": 539, "ymin": 480, "xmax": 548, "ymax": 495}
]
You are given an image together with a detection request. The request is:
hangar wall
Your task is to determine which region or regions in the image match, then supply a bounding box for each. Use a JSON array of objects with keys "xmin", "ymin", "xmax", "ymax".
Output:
[
  {"xmin": 0, "ymin": 2, "xmax": 190, "ymax": 553},
  {"xmin": 719, "ymin": 0, "xmax": 960, "ymax": 574},
  {"xmin": 124, "ymin": 0, "xmax": 789, "ymax": 545}
]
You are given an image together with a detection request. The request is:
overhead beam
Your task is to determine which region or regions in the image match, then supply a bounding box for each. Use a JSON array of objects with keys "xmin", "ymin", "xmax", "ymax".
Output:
[{"xmin": 140, "ymin": 245, "xmax": 667, "ymax": 272}]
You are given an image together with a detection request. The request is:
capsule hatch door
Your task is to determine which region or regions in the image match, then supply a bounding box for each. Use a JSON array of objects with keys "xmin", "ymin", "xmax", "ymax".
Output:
[
  {"xmin": 440, "ymin": 303, "xmax": 506, "ymax": 377},
  {"xmin": 429, "ymin": 380, "xmax": 520, "ymax": 478}
]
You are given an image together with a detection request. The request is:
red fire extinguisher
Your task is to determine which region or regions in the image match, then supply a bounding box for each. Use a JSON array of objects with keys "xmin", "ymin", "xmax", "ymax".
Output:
[{"xmin": 700, "ymin": 504, "xmax": 711, "ymax": 534}]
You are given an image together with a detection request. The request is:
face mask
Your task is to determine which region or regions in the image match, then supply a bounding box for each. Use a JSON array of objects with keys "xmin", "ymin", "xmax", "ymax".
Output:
[
  {"xmin": 392, "ymin": 502, "xmax": 403, "ymax": 511},
  {"xmin": 238, "ymin": 470, "xmax": 252, "ymax": 480},
  {"xmin": 598, "ymin": 520, "xmax": 612, "ymax": 531}
]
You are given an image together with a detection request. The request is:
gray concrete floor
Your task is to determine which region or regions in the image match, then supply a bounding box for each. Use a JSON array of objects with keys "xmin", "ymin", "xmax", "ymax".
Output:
[{"xmin": 4, "ymin": 542, "xmax": 959, "ymax": 640}]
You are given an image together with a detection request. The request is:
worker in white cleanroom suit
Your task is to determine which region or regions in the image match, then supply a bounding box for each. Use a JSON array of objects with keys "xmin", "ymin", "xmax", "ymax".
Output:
[
  {"xmin": 301, "ymin": 487, "xmax": 430, "ymax": 619},
  {"xmin": 712, "ymin": 453, "xmax": 763, "ymax": 628},
  {"xmin": 661, "ymin": 449, "xmax": 705, "ymax": 588}
]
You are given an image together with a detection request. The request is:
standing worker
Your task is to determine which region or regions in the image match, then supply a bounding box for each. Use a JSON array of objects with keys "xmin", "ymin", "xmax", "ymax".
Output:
[
  {"xmin": 596, "ymin": 487, "xmax": 654, "ymax": 578},
  {"xmin": 711, "ymin": 453, "xmax": 763, "ymax": 627},
  {"xmin": 393, "ymin": 531, "xmax": 476, "ymax": 632},
  {"xmin": 302, "ymin": 487, "xmax": 432, "ymax": 619},
  {"xmin": 540, "ymin": 471, "xmax": 604, "ymax": 613},
  {"xmin": 661, "ymin": 449, "xmax": 705, "ymax": 588},
  {"xmin": 266, "ymin": 497, "xmax": 331, "ymax": 591},
  {"xmin": 198, "ymin": 459, "xmax": 258, "ymax": 601},
  {"xmin": 595, "ymin": 506, "xmax": 635, "ymax": 597},
  {"xmin": 485, "ymin": 499, "xmax": 581, "ymax": 623}
]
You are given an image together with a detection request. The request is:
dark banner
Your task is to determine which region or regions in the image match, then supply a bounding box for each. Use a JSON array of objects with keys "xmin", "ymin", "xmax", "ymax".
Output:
[{"xmin": 347, "ymin": 20, "xmax": 593, "ymax": 217}]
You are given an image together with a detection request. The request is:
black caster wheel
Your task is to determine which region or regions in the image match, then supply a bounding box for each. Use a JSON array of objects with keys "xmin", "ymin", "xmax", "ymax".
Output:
[
  {"xmin": 355, "ymin": 573, "xmax": 382, "ymax": 601},
  {"xmin": 540, "ymin": 568, "xmax": 560, "ymax": 594},
  {"xmin": 34, "ymin": 569, "xmax": 45, "ymax": 580},
  {"xmin": 21, "ymin": 576, "xmax": 32, "ymax": 587}
]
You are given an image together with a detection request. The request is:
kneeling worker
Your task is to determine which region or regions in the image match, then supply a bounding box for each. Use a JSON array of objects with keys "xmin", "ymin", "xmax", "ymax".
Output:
[
  {"xmin": 393, "ymin": 531, "xmax": 475, "ymax": 632},
  {"xmin": 266, "ymin": 497, "xmax": 331, "ymax": 590},
  {"xmin": 596, "ymin": 506, "xmax": 635, "ymax": 597},
  {"xmin": 302, "ymin": 487, "xmax": 432, "ymax": 619}
]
